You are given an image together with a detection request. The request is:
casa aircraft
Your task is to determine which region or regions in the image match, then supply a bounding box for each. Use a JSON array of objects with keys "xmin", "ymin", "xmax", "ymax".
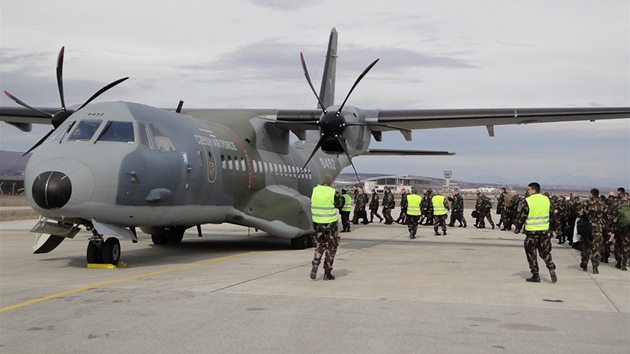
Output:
[{"xmin": 1, "ymin": 28, "xmax": 629, "ymax": 265}]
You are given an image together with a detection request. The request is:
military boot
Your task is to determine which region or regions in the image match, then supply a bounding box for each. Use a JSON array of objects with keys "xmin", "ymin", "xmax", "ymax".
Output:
[
  {"xmin": 526, "ymin": 274, "xmax": 541, "ymax": 283},
  {"xmin": 592, "ymin": 265, "xmax": 599, "ymax": 274},
  {"xmin": 550, "ymin": 269, "xmax": 557, "ymax": 283},
  {"xmin": 580, "ymin": 262, "xmax": 587, "ymax": 271},
  {"xmin": 323, "ymin": 271, "xmax": 335, "ymax": 280},
  {"xmin": 310, "ymin": 264, "xmax": 318, "ymax": 280}
]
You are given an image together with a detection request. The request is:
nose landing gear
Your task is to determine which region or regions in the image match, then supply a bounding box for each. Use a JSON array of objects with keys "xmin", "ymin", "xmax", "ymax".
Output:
[{"xmin": 87, "ymin": 230, "xmax": 121, "ymax": 265}]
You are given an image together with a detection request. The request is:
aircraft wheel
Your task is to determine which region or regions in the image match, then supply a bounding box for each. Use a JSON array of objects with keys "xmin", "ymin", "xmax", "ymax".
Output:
[
  {"xmin": 290, "ymin": 234, "xmax": 312, "ymax": 249},
  {"xmin": 151, "ymin": 233, "xmax": 169, "ymax": 245},
  {"xmin": 169, "ymin": 230, "xmax": 184, "ymax": 244},
  {"xmin": 103, "ymin": 238, "xmax": 121, "ymax": 265},
  {"xmin": 87, "ymin": 241, "xmax": 103, "ymax": 264}
]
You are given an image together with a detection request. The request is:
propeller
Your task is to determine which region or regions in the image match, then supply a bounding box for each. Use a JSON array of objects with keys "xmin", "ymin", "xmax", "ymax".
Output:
[
  {"xmin": 4, "ymin": 47, "xmax": 129, "ymax": 156},
  {"xmin": 293, "ymin": 53, "xmax": 379, "ymax": 186}
]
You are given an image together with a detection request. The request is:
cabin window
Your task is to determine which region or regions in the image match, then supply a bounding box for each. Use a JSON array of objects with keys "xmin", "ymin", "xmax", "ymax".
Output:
[
  {"xmin": 235, "ymin": 156, "xmax": 240, "ymax": 171},
  {"xmin": 97, "ymin": 121, "xmax": 135, "ymax": 143},
  {"xmin": 252, "ymin": 160, "xmax": 258, "ymax": 173},
  {"xmin": 197, "ymin": 151, "xmax": 204, "ymax": 166},
  {"xmin": 228, "ymin": 155, "xmax": 233, "ymax": 170},
  {"xmin": 68, "ymin": 120, "xmax": 102, "ymax": 141},
  {"xmin": 138, "ymin": 123, "xmax": 176, "ymax": 151},
  {"xmin": 221, "ymin": 154, "xmax": 226, "ymax": 169},
  {"xmin": 263, "ymin": 161, "xmax": 268, "ymax": 174},
  {"xmin": 258, "ymin": 161, "xmax": 263, "ymax": 174},
  {"xmin": 240, "ymin": 158, "xmax": 246, "ymax": 171}
]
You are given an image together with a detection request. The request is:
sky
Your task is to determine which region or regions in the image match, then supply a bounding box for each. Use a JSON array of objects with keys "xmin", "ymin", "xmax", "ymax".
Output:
[{"xmin": 1, "ymin": 0, "xmax": 629, "ymax": 189}]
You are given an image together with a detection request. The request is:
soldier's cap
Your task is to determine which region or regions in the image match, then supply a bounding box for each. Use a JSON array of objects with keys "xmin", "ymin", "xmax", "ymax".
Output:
[{"xmin": 341, "ymin": 189, "xmax": 347, "ymax": 194}]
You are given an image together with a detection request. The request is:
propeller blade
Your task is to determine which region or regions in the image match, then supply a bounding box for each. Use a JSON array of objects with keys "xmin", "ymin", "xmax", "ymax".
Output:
[
  {"xmin": 3, "ymin": 91, "xmax": 53, "ymax": 117},
  {"xmin": 56, "ymin": 47, "xmax": 66, "ymax": 111},
  {"xmin": 337, "ymin": 58, "xmax": 379, "ymax": 112},
  {"xmin": 290, "ymin": 133, "xmax": 329, "ymax": 188},
  {"xmin": 77, "ymin": 77, "xmax": 129, "ymax": 110},
  {"xmin": 300, "ymin": 53, "xmax": 327, "ymax": 112},
  {"xmin": 22, "ymin": 128, "xmax": 56, "ymax": 157},
  {"xmin": 335, "ymin": 135, "xmax": 361, "ymax": 184}
]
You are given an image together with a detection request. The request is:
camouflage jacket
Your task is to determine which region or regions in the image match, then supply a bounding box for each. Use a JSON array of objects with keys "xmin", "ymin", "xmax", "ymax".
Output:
[
  {"xmin": 383, "ymin": 192, "xmax": 395, "ymax": 209},
  {"xmin": 354, "ymin": 193, "xmax": 369, "ymax": 211},
  {"xmin": 369, "ymin": 193, "xmax": 380, "ymax": 210},
  {"xmin": 578, "ymin": 197, "xmax": 606, "ymax": 231},
  {"xmin": 450, "ymin": 194, "xmax": 464, "ymax": 212}
]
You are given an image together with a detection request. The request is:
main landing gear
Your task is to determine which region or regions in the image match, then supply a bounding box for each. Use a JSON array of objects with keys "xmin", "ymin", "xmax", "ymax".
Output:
[{"xmin": 86, "ymin": 230, "xmax": 121, "ymax": 265}]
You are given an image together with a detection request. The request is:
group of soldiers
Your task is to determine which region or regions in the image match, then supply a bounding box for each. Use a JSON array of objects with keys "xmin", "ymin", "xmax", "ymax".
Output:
[{"xmin": 309, "ymin": 177, "xmax": 629, "ymax": 281}]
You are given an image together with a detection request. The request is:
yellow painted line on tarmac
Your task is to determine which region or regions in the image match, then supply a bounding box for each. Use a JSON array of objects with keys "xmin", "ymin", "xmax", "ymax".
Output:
[{"xmin": 0, "ymin": 251, "xmax": 263, "ymax": 313}]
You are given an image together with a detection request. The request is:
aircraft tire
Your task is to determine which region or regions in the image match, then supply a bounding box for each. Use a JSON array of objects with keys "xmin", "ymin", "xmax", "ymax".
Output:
[
  {"xmin": 87, "ymin": 241, "xmax": 103, "ymax": 264},
  {"xmin": 151, "ymin": 233, "xmax": 170, "ymax": 245},
  {"xmin": 169, "ymin": 231, "xmax": 184, "ymax": 244},
  {"xmin": 102, "ymin": 238, "xmax": 121, "ymax": 265},
  {"xmin": 290, "ymin": 234, "xmax": 312, "ymax": 249}
]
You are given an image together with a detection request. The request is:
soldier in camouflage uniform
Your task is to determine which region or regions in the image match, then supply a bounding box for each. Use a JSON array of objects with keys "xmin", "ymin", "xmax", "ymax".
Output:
[
  {"xmin": 496, "ymin": 188, "xmax": 507, "ymax": 229},
  {"xmin": 448, "ymin": 189, "xmax": 467, "ymax": 227},
  {"xmin": 554, "ymin": 196, "xmax": 567, "ymax": 244},
  {"xmin": 420, "ymin": 188, "xmax": 434, "ymax": 225},
  {"xmin": 566, "ymin": 193, "xmax": 581, "ymax": 248},
  {"xmin": 369, "ymin": 189, "xmax": 383, "ymax": 223},
  {"xmin": 310, "ymin": 175, "xmax": 344, "ymax": 280},
  {"xmin": 505, "ymin": 191, "xmax": 521, "ymax": 231},
  {"xmin": 614, "ymin": 191, "xmax": 629, "ymax": 271},
  {"xmin": 578, "ymin": 188, "xmax": 607, "ymax": 274},
  {"xmin": 475, "ymin": 192, "xmax": 495, "ymax": 229},
  {"xmin": 514, "ymin": 182, "xmax": 557, "ymax": 283},
  {"xmin": 352, "ymin": 186, "xmax": 369, "ymax": 225},
  {"xmin": 396, "ymin": 188, "xmax": 408, "ymax": 224},
  {"xmin": 382, "ymin": 187, "xmax": 395, "ymax": 224}
]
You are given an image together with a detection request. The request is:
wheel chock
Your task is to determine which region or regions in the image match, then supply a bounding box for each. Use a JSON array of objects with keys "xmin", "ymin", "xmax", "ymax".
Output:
[{"xmin": 87, "ymin": 262, "xmax": 127, "ymax": 269}]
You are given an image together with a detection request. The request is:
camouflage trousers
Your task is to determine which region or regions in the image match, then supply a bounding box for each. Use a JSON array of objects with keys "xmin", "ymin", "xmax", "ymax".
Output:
[
  {"xmin": 581, "ymin": 229, "xmax": 603, "ymax": 266},
  {"xmin": 524, "ymin": 231, "xmax": 556, "ymax": 274},
  {"xmin": 407, "ymin": 215, "xmax": 420, "ymax": 237},
  {"xmin": 434, "ymin": 214, "xmax": 447, "ymax": 232},
  {"xmin": 311, "ymin": 222, "xmax": 340, "ymax": 271},
  {"xmin": 383, "ymin": 207, "xmax": 394, "ymax": 223},
  {"xmin": 614, "ymin": 226, "xmax": 630, "ymax": 264}
]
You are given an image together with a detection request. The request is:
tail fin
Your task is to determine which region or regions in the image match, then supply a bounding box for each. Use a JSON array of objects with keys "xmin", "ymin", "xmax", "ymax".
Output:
[{"xmin": 318, "ymin": 27, "xmax": 338, "ymax": 109}]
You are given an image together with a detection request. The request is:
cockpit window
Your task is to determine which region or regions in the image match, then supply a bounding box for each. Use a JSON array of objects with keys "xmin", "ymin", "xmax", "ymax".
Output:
[
  {"xmin": 68, "ymin": 120, "xmax": 102, "ymax": 141},
  {"xmin": 96, "ymin": 121, "xmax": 135, "ymax": 143},
  {"xmin": 139, "ymin": 122, "xmax": 176, "ymax": 151}
]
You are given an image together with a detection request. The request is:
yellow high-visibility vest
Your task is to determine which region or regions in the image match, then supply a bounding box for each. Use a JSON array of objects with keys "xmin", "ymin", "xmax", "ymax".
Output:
[
  {"xmin": 432, "ymin": 195, "xmax": 447, "ymax": 215},
  {"xmin": 342, "ymin": 194, "xmax": 352, "ymax": 212},
  {"xmin": 525, "ymin": 193, "xmax": 550, "ymax": 231},
  {"xmin": 311, "ymin": 185, "xmax": 338, "ymax": 223},
  {"xmin": 407, "ymin": 194, "xmax": 422, "ymax": 216}
]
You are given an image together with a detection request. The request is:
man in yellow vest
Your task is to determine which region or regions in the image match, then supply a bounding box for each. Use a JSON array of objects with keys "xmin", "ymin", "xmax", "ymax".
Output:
[
  {"xmin": 310, "ymin": 175, "xmax": 343, "ymax": 280},
  {"xmin": 432, "ymin": 190, "xmax": 450, "ymax": 236},
  {"xmin": 514, "ymin": 182, "xmax": 557, "ymax": 283},
  {"xmin": 406, "ymin": 187, "xmax": 422, "ymax": 239},
  {"xmin": 340, "ymin": 189, "xmax": 352, "ymax": 232}
]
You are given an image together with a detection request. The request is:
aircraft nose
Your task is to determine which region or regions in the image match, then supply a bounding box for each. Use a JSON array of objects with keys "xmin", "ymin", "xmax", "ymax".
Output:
[{"xmin": 32, "ymin": 171, "xmax": 72, "ymax": 209}]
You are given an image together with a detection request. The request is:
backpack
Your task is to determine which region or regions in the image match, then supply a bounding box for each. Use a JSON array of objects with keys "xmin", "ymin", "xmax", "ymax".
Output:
[
  {"xmin": 618, "ymin": 204, "xmax": 630, "ymax": 228},
  {"xmin": 576, "ymin": 218, "xmax": 592, "ymax": 236}
]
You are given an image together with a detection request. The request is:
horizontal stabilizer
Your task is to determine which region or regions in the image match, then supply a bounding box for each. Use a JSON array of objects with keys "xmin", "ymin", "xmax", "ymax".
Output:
[{"xmin": 364, "ymin": 149, "xmax": 455, "ymax": 156}]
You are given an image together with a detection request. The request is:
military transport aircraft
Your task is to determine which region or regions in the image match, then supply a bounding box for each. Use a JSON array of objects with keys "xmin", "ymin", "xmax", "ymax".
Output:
[{"xmin": 1, "ymin": 28, "xmax": 629, "ymax": 265}]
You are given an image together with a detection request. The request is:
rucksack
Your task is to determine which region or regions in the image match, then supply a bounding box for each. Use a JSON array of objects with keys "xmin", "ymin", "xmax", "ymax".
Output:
[{"xmin": 618, "ymin": 204, "xmax": 630, "ymax": 228}]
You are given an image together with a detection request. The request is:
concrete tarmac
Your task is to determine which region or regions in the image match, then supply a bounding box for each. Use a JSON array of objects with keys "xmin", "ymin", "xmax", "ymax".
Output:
[{"xmin": 1, "ymin": 217, "xmax": 628, "ymax": 353}]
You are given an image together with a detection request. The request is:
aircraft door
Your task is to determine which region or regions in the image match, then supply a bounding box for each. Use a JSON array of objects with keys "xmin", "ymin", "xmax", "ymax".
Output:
[{"xmin": 195, "ymin": 130, "xmax": 218, "ymax": 183}]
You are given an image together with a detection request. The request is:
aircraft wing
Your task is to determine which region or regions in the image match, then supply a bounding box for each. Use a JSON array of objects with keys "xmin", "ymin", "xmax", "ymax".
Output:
[
  {"xmin": 275, "ymin": 106, "xmax": 630, "ymax": 138},
  {"xmin": 365, "ymin": 107, "xmax": 630, "ymax": 137}
]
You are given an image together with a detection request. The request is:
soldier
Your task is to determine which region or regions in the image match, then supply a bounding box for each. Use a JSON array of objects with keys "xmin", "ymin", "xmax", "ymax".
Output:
[
  {"xmin": 448, "ymin": 189, "xmax": 467, "ymax": 227},
  {"xmin": 406, "ymin": 187, "xmax": 422, "ymax": 239},
  {"xmin": 496, "ymin": 187, "xmax": 507, "ymax": 229},
  {"xmin": 396, "ymin": 188, "xmax": 408, "ymax": 224},
  {"xmin": 382, "ymin": 187, "xmax": 395, "ymax": 224},
  {"xmin": 614, "ymin": 191, "xmax": 629, "ymax": 271},
  {"xmin": 353, "ymin": 186, "xmax": 369, "ymax": 225},
  {"xmin": 369, "ymin": 189, "xmax": 383, "ymax": 223},
  {"xmin": 475, "ymin": 191, "xmax": 495, "ymax": 229},
  {"xmin": 578, "ymin": 188, "xmax": 607, "ymax": 274},
  {"xmin": 432, "ymin": 190, "xmax": 450, "ymax": 236},
  {"xmin": 421, "ymin": 188, "xmax": 434, "ymax": 225},
  {"xmin": 514, "ymin": 182, "xmax": 557, "ymax": 283},
  {"xmin": 566, "ymin": 193, "xmax": 581, "ymax": 248},
  {"xmin": 505, "ymin": 191, "xmax": 521, "ymax": 231},
  {"xmin": 310, "ymin": 175, "xmax": 344, "ymax": 281},
  {"xmin": 554, "ymin": 195, "xmax": 567, "ymax": 244},
  {"xmin": 339, "ymin": 189, "xmax": 352, "ymax": 233}
]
